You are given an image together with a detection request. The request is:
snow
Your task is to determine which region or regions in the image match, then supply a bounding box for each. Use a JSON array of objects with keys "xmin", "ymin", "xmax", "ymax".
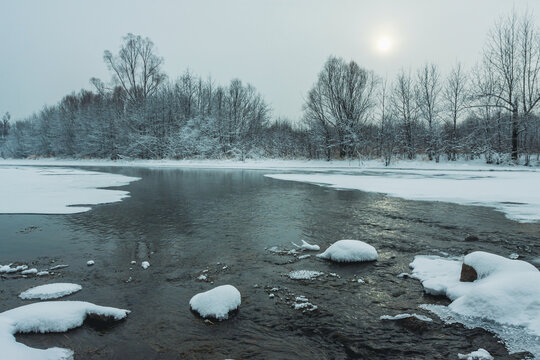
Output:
[
  {"xmin": 141, "ymin": 261, "xmax": 150, "ymax": 269},
  {"xmin": 0, "ymin": 301, "xmax": 129, "ymax": 360},
  {"xmin": 86, "ymin": 260, "xmax": 95, "ymax": 266},
  {"xmin": 265, "ymin": 168, "xmax": 540, "ymax": 223},
  {"xmin": 0, "ymin": 264, "xmax": 28, "ymax": 273},
  {"xmin": 288, "ymin": 270, "xmax": 324, "ymax": 280},
  {"xmin": 457, "ymin": 349, "xmax": 494, "ymax": 360},
  {"xmin": 298, "ymin": 254, "xmax": 311, "ymax": 260},
  {"xmin": 0, "ymin": 166, "xmax": 139, "ymax": 214},
  {"xmin": 36, "ymin": 271, "xmax": 49, "ymax": 276},
  {"xmin": 380, "ymin": 313, "xmax": 433, "ymax": 322},
  {"xmin": 49, "ymin": 264, "xmax": 68, "ymax": 270},
  {"xmin": 189, "ymin": 285, "xmax": 241, "ymax": 320},
  {"xmin": 19, "ymin": 283, "xmax": 82, "ymax": 300},
  {"xmin": 292, "ymin": 240, "xmax": 320, "ymax": 251},
  {"xmin": 410, "ymin": 251, "xmax": 540, "ymax": 357},
  {"xmin": 197, "ymin": 274, "xmax": 207, "ymax": 281},
  {"xmin": 21, "ymin": 268, "xmax": 37, "ymax": 275},
  {"xmin": 317, "ymin": 240, "xmax": 378, "ymax": 263}
]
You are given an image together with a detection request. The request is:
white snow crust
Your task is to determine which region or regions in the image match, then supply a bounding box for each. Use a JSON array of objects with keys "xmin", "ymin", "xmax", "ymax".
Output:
[
  {"xmin": 317, "ymin": 240, "xmax": 378, "ymax": 263},
  {"xmin": 0, "ymin": 301, "xmax": 129, "ymax": 360},
  {"xmin": 0, "ymin": 166, "xmax": 139, "ymax": 214},
  {"xmin": 19, "ymin": 283, "xmax": 82, "ymax": 300},
  {"xmin": 292, "ymin": 240, "xmax": 320, "ymax": 251},
  {"xmin": 410, "ymin": 251, "xmax": 540, "ymax": 357},
  {"xmin": 288, "ymin": 270, "xmax": 324, "ymax": 280},
  {"xmin": 189, "ymin": 285, "xmax": 241, "ymax": 320},
  {"xmin": 457, "ymin": 348, "xmax": 494, "ymax": 360}
]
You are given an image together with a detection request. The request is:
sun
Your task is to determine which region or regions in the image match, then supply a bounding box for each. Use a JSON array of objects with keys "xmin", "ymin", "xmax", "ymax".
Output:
[{"xmin": 377, "ymin": 37, "xmax": 392, "ymax": 52}]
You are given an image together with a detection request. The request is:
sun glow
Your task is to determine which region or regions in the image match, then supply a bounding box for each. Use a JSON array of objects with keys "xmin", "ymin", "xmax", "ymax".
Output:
[{"xmin": 377, "ymin": 36, "xmax": 392, "ymax": 52}]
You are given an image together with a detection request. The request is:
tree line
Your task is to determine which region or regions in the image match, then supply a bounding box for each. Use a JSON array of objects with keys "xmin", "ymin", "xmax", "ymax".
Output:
[{"xmin": 1, "ymin": 10, "xmax": 540, "ymax": 165}]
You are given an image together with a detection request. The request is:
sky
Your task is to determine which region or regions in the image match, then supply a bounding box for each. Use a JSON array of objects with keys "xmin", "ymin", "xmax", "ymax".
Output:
[{"xmin": 1, "ymin": 0, "xmax": 539, "ymax": 123}]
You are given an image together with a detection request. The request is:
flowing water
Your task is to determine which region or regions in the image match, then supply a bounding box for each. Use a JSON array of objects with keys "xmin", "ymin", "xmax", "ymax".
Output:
[{"xmin": 1, "ymin": 167, "xmax": 539, "ymax": 359}]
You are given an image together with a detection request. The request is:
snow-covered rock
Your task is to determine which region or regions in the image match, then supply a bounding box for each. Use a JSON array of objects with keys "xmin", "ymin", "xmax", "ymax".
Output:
[
  {"xmin": 0, "ymin": 301, "xmax": 129, "ymax": 360},
  {"xmin": 36, "ymin": 271, "xmax": 49, "ymax": 276},
  {"xmin": 19, "ymin": 283, "xmax": 82, "ymax": 300},
  {"xmin": 0, "ymin": 264, "xmax": 28, "ymax": 273},
  {"xmin": 317, "ymin": 240, "xmax": 378, "ymax": 263},
  {"xmin": 141, "ymin": 261, "xmax": 150, "ymax": 269},
  {"xmin": 288, "ymin": 270, "xmax": 324, "ymax": 280},
  {"xmin": 292, "ymin": 240, "xmax": 320, "ymax": 251},
  {"xmin": 410, "ymin": 251, "xmax": 540, "ymax": 357},
  {"xmin": 21, "ymin": 268, "xmax": 38, "ymax": 275},
  {"xmin": 189, "ymin": 285, "xmax": 241, "ymax": 320},
  {"xmin": 457, "ymin": 348, "xmax": 493, "ymax": 360},
  {"xmin": 86, "ymin": 260, "xmax": 95, "ymax": 266},
  {"xmin": 380, "ymin": 313, "xmax": 433, "ymax": 322}
]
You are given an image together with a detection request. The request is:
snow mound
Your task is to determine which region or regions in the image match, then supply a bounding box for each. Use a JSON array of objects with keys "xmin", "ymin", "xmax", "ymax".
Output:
[
  {"xmin": 288, "ymin": 270, "xmax": 324, "ymax": 280},
  {"xmin": 189, "ymin": 285, "xmax": 241, "ymax": 320},
  {"xmin": 410, "ymin": 251, "xmax": 540, "ymax": 357},
  {"xmin": 457, "ymin": 348, "xmax": 493, "ymax": 360},
  {"xmin": 141, "ymin": 261, "xmax": 150, "ymax": 269},
  {"xmin": 0, "ymin": 264, "xmax": 28, "ymax": 273},
  {"xmin": 19, "ymin": 283, "xmax": 82, "ymax": 300},
  {"xmin": 317, "ymin": 240, "xmax": 378, "ymax": 262},
  {"xmin": 86, "ymin": 260, "xmax": 95, "ymax": 266},
  {"xmin": 0, "ymin": 301, "xmax": 129, "ymax": 360},
  {"xmin": 380, "ymin": 313, "xmax": 433, "ymax": 322},
  {"xmin": 292, "ymin": 240, "xmax": 320, "ymax": 251}
]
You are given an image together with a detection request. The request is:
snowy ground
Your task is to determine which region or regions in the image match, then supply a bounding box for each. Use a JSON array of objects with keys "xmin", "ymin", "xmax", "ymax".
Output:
[{"xmin": 0, "ymin": 166, "xmax": 139, "ymax": 214}]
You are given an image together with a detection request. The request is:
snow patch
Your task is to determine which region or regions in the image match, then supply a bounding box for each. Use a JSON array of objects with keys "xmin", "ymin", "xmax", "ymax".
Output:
[
  {"xmin": 288, "ymin": 270, "xmax": 324, "ymax": 280},
  {"xmin": 380, "ymin": 313, "xmax": 433, "ymax": 322},
  {"xmin": 292, "ymin": 240, "xmax": 320, "ymax": 251},
  {"xmin": 0, "ymin": 301, "xmax": 129, "ymax": 360},
  {"xmin": 86, "ymin": 260, "xmax": 95, "ymax": 266},
  {"xmin": 457, "ymin": 348, "xmax": 494, "ymax": 360},
  {"xmin": 141, "ymin": 261, "xmax": 150, "ymax": 269},
  {"xmin": 189, "ymin": 285, "xmax": 241, "ymax": 320},
  {"xmin": 19, "ymin": 283, "xmax": 82, "ymax": 300},
  {"xmin": 317, "ymin": 240, "xmax": 378, "ymax": 263},
  {"xmin": 0, "ymin": 167, "xmax": 139, "ymax": 214},
  {"xmin": 0, "ymin": 264, "xmax": 28, "ymax": 273},
  {"xmin": 410, "ymin": 251, "xmax": 540, "ymax": 357}
]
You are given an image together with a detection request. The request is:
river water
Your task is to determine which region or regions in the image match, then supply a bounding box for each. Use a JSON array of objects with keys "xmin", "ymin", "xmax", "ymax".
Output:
[{"xmin": 1, "ymin": 167, "xmax": 539, "ymax": 359}]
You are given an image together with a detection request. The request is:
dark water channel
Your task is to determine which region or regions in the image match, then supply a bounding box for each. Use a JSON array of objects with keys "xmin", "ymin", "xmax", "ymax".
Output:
[{"xmin": 1, "ymin": 167, "xmax": 539, "ymax": 359}]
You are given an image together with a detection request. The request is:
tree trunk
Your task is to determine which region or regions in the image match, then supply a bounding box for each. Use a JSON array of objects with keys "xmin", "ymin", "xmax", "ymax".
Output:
[{"xmin": 511, "ymin": 107, "xmax": 519, "ymax": 162}]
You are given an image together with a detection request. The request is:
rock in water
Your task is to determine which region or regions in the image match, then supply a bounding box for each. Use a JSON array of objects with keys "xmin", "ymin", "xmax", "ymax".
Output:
[
  {"xmin": 317, "ymin": 240, "xmax": 378, "ymax": 263},
  {"xmin": 190, "ymin": 285, "xmax": 241, "ymax": 320},
  {"xmin": 460, "ymin": 263, "xmax": 477, "ymax": 282}
]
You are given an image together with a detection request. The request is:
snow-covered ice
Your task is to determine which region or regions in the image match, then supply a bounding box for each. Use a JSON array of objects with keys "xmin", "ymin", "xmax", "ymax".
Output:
[
  {"xmin": 189, "ymin": 285, "xmax": 241, "ymax": 320},
  {"xmin": 265, "ymin": 168, "xmax": 540, "ymax": 223},
  {"xmin": 457, "ymin": 348, "xmax": 494, "ymax": 360},
  {"xmin": 21, "ymin": 268, "xmax": 38, "ymax": 275},
  {"xmin": 141, "ymin": 261, "xmax": 150, "ymax": 269},
  {"xmin": 298, "ymin": 254, "xmax": 311, "ymax": 260},
  {"xmin": 380, "ymin": 313, "xmax": 433, "ymax": 322},
  {"xmin": 292, "ymin": 240, "xmax": 320, "ymax": 251},
  {"xmin": 410, "ymin": 251, "xmax": 540, "ymax": 357},
  {"xmin": 0, "ymin": 301, "xmax": 129, "ymax": 360},
  {"xmin": 36, "ymin": 271, "xmax": 49, "ymax": 276},
  {"xmin": 317, "ymin": 240, "xmax": 378, "ymax": 262},
  {"xmin": 0, "ymin": 166, "xmax": 139, "ymax": 214},
  {"xmin": 19, "ymin": 283, "xmax": 82, "ymax": 300},
  {"xmin": 288, "ymin": 270, "xmax": 324, "ymax": 280}
]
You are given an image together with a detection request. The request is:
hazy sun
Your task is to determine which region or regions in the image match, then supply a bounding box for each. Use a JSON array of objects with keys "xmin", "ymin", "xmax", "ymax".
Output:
[{"xmin": 377, "ymin": 37, "xmax": 392, "ymax": 52}]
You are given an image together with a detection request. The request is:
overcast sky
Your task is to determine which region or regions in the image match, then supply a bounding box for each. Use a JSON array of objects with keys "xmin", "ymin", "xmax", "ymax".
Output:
[{"xmin": 1, "ymin": 0, "xmax": 539, "ymax": 122}]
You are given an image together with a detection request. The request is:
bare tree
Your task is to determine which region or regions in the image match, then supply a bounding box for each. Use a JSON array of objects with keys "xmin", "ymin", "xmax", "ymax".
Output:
[
  {"xmin": 102, "ymin": 33, "xmax": 166, "ymax": 103},
  {"xmin": 1, "ymin": 112, "xmax": 10, "ymax": 140},
  {"xmin": 443, "ymin": 62, "xmax": 469, "ymax": 160},
  {"xmin": 416, "ymin": 63, "xmax": 442, "ymax": 161},
  {"xmin": 391, "ymin": 70, "xmax": 418, "ymax": 159},
  {"xmin": 476, "ymin": 10, "xmax": 540, "ymax": 162}
]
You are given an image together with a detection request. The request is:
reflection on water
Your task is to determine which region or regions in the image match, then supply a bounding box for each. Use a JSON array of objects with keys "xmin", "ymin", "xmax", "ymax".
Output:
[{"xmin": 1, "ymin": 167, "xmax": 538, "ymax": 359}]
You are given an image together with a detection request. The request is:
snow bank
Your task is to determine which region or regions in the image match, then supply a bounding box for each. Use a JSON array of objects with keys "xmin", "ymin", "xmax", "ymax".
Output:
[
  {"xmin": 317, "ymin": 240, "xmax": 378, "ymax": 263},
  {"xmin": 457, "ymin": 349, "xmax": 494, "ymax": 360},
  {"xmin": 19, "ymin": 283, "xmax": 82, "ymax": 300},
  {"xmin": 0, "ymin": 167, "xmax": 139, "ymax": 214},
  {"xmin": 189, "ymin": 285, "xmax": 241, "ymax": 320},
  {"xmin": 410, "ymin": 251, "xmax": 540, "ymax": 357},
  {"xmin": 265, "ymin": 168, "xmax": 540, "ymax": 223},
  {"xmin": 292, "ymin": 240, "xmax": 320, "ymax": 251},
  {"xmin": 0, "ymin": 301, "xmax": 129, "ymax": 360},
  {"xmin": 288, "ymin": 270, "xmax": 324, "ymax": 280},
  {"xmin": 380, "ymin": 313, "xmax": 433, "ymax": 322}
]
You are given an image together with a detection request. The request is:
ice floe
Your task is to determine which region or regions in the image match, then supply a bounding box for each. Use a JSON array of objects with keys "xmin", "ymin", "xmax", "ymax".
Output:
[
  {"xmin": 410, "ymin": 251, "xmax": 540, "ymax": 357},
  {"xmin": 19, "ymin": 283, "xmax": 82, "ymax": 300},
  {"xmin": 0, "ymin": 301, "xmax": 129, "ymax": 360},
  {"xmin": 0, "ymin": 166, "xmax": 140, "ymax": 214},
  {"xmin": 317, "ymin": 240, "xmax": 378, "ymax": 262},
  {"xmin": 190, "ymin": 285, "xmax": 241, "ymax": 320}
]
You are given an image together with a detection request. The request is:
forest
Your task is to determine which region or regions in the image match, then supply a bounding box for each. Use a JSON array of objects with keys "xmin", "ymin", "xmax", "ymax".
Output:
[{"xmin": 1, "ymin": 10, "xmax": 539, "ymax": 165}]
